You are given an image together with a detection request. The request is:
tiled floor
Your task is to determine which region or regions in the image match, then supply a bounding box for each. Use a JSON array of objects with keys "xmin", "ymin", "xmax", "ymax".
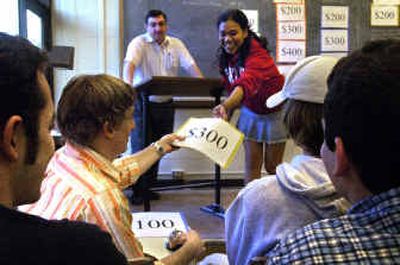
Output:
[{"xmin": 129, "ymin": 187, "xmax": 240, "ymax": 240}]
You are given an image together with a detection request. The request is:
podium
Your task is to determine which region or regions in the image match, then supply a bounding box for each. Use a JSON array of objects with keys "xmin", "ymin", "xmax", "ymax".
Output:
[{"xmin": 135, "ymin": 76, "xmax": 226, "ymax": 218}]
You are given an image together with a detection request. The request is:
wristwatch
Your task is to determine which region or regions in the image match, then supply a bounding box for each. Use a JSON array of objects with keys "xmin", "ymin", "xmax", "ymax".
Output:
[{"xmin": 152, "ymin": 141, "xmax": 166, "ymax": 156}]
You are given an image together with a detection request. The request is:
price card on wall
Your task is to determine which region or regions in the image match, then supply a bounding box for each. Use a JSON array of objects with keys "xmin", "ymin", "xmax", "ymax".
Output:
[
  {"xmin": 373, "ymin": 0, "xmax": 400, "ymax": 4},
  {"xmin": 278, "ymin": 21, "xmax": 306, "ymax": 40},
  {"xmin": 276, "ymin": 4, "xmax": 306, "ymax": 21},
  {"xmin": 174, "ymin": 118, "xmax": 244, "ymax": 169},
  {"xmin": 321, "ymin": 29, "xmax": 348, "ymax": 52},
  {"xmin": 371, "ymin": 5, "xmax": 399, "ymax": 26},
  {"xmin": 321, "ymin": 6, "xmax": 349, "ymax": 28},
  {"xmin": 277, "ymin": 40, "xmax": 306, "ymax": 63},
  {"xmin": 242, "ymin": 9, "xmax": 259, "ymax": 33},
  {"xmin": 273, "ymin": 0, "xmax": 304, "ymax": 3},
  {"xmin": 132, "ymin": 212, "xmax": 188, "ymax": 238}
]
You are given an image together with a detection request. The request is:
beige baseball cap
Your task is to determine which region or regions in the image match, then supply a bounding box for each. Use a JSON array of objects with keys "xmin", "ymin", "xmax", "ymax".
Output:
[{"xmin": 266, "ymin": 55, "xmax": 339, "ymax": 108}]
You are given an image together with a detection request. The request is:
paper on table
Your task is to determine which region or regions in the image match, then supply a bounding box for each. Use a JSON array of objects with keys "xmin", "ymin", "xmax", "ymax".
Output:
[
  {"xmin": 174, "ymin": 118, "xmax": 244, "ymax": 169},
  {"xmin": 131, "ymin": 212, "xmax": 188, "ymax": 238}
]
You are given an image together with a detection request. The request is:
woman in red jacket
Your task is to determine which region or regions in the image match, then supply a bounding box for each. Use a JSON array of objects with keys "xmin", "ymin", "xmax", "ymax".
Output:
[{"xmin": 213, "ymin": 9, "xmax": 287, "ymax": 184}]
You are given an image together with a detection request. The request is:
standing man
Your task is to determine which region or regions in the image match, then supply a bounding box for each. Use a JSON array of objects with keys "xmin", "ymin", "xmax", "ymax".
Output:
[
  {"xmin": 0, "ymin": 33, "xmax": 127, "ymax": 264},
  {"xmin": 267, "ymin": 39, "xmax": 400, "ymax": 264},
  {"xmin": 123, "ymin": 9, "xmax": 203, "ymax": 204}
]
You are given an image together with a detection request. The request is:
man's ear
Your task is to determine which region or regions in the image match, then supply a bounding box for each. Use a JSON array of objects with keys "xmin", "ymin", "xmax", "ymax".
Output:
[
  {"xmin": 334, "ymin": 137, "xmax": 350, "ymax": 176},
  {"xmin": 102, "ymin": 121, "xmax": 115, "ymax": 140},
  {"xmin": 1, "ymin": 115, "xmax": 24, "ymax": 161}
]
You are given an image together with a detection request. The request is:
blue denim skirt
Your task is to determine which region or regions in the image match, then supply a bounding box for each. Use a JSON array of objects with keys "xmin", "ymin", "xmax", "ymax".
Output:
[{"xmin": 237, "ymin": 106, "xmax": 287, "ymax": 143}]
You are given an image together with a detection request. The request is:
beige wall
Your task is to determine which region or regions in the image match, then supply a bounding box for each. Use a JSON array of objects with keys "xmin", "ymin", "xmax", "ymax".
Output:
[{"xmin": 52, "ymin": 0, "xmax": 121, "ymax": 106}]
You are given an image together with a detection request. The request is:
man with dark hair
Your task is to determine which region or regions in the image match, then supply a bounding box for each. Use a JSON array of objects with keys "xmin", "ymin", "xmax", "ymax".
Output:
[
  {"xmin": 0, "ymin": 33, "xmax": 127, "ymax": 264},
  {"xmin": 124, "ymin": 9, "xmax": 202, "ymax": 87},
  {"xmin": 123, "ymin": 9, "xmax": 203, "ymax": 204},
  {"xmin": 267, "ymin": 39, "xmax": 400, "ymax": 264},
  {"xmin": 145, "ymin": 9, "xmax": 168, "ymax": 28},
  {"xmin": 20, "ymin": 74, "xmax": 205, "ymax": 264}
]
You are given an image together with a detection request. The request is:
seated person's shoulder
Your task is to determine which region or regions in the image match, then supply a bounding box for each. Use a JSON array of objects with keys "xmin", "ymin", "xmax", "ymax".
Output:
[
  {"xmin": 266, "ymin": 217, "xmax": 342, "ymax": 262},
  {"xmin": 46, "ymin": 219, "xmax": 128, "ymax": 264},
  {"xmin": 238, "ymin": 175, "xmax": 279, "ymax": 201},
  {"xmin": 2, "ymin": 208, "xmax": 127, "ymax": 265},
  {"xmin": 227, "ymin": 176, "xmax": 282, "ymax": 218}
]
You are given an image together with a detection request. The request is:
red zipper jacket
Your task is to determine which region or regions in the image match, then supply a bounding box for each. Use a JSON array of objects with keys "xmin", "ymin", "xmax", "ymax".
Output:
[{"xmin": 222, "ymin": 38, "xmax": 284, "ymax": 115}]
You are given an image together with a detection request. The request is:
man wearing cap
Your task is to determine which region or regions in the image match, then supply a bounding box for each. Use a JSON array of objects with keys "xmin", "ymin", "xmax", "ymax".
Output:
[{"xmin": 222, "ymin": 56, "xmax": 349, "ymax": 265}]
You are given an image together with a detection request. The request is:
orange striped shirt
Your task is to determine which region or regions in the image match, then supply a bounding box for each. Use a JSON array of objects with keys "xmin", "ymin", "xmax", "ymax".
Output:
[{"xmin": 19, "ymin": 142, "xmax": 144, "ymax": 259}]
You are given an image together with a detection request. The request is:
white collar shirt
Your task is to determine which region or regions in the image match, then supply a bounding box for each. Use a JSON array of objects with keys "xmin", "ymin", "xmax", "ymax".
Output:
[{"xmin": 125, "ymin": 33, "xmax": 196, "ymax": 87}]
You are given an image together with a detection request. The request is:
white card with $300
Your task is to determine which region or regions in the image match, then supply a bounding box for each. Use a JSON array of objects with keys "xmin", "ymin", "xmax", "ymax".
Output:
[{"xmin": 174, "ymin": 118, "xmax": 244, "ymax": 169}]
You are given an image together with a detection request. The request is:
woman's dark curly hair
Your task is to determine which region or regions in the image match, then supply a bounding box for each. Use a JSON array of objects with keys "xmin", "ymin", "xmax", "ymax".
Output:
[{"xmin": 216, "ymin": 9, "xmax": 269, "ymax": 74}]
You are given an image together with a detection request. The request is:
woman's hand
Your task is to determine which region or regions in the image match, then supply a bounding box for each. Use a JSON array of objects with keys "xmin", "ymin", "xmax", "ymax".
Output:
[
  {"xmin": 212, "ymin": 104, "xmax": 229, "ymax": 120},
  {"xmin": 212, "ymin": 86, "xmax": 243, "ymax": 121}
]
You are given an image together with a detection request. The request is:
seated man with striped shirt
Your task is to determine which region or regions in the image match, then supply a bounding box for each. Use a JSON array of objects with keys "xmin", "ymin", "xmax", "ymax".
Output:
[{"xmin": 19, "ymin": 74, "xmax": 204, "ymax": 265}]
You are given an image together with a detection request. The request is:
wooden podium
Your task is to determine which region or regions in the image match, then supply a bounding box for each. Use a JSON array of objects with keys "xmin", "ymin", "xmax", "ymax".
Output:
[{"xmin": 135, "ymin": 76, "xmax": 226, "ymax": 218}]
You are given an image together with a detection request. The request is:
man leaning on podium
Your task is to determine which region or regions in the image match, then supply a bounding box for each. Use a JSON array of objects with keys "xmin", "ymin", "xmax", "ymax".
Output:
[{"xmin": 123, "ymin": 9, "xmax": 203, "ymax": 205}]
